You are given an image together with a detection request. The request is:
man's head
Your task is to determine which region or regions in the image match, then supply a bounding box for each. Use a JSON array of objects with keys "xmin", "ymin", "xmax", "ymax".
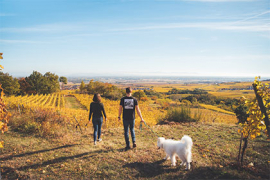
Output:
[{"xmin": 126, "ymin": 87, "xmax": 132, "ymax": 96}]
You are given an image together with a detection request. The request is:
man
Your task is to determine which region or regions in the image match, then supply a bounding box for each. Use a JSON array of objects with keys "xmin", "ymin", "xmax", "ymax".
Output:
[{"xmin": 118, "ymin": 87, "xmax": 144, "ymax": 151}]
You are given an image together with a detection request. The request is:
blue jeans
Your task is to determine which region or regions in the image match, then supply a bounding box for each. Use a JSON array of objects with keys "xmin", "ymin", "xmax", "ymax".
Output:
[
  {"xmin": 92, "ymin": 117, "xmax": 103, "ymax": 142},
  {"xmin": 123, "ymin": 119, "xmax": 136, "ymax": 147}
]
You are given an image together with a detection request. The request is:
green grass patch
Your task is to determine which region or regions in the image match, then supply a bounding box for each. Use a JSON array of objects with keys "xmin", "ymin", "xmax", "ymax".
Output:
[
  {"xmin": 65, "ymin": 96, "xmax": 87, "ymax": 110},
  {"xmin": 199, "ymin": 103, "xmax": 235, "ymax": 115}
]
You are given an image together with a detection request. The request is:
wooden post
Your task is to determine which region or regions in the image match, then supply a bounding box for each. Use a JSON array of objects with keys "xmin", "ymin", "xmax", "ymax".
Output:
[
  {"xmin": 252, "ymin": 83, "xmax": 270, "ymax": 137},
  {"xmin": 237, "ymin": 133, "xmax": 243, "ymax": 164},
  {"xmin": 241, "ymin": 137, "xmax": 248, "ymax": 165}
]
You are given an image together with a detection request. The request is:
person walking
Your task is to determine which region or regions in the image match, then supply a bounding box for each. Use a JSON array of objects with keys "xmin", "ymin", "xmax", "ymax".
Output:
[
  {"xmin": 118, "ymin": 87, "xmax": 144, "ymax": 151},
  {"xmin": 87, "ymin": 93, "xmax": 107, "ymax": 145}
]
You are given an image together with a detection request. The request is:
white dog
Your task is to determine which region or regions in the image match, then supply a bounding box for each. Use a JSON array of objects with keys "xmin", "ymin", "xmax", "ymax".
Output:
[{"xmin": 157, "ymin": 135, "xmax": 193, "ymax": 170}]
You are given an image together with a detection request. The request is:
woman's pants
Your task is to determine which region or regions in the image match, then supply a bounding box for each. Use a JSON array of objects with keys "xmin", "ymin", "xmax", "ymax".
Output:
[{"xmin": 92, "ymin": 117, "xmax": 103, "ymax": 142}]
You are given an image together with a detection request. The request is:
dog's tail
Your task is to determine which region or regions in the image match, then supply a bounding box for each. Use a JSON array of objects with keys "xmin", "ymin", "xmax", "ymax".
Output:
[
  {"xmin": 181, "ymin": 135, "xmax": 193, "ymax": 148},
  {"xmin": 181, "ymin": 135, "xmax": 193, "ymax": 162}
]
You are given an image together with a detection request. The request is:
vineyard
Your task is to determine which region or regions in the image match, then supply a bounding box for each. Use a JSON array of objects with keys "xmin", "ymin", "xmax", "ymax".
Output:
[
  {"xmin": 4, "ymin": 92, "xmax": 166, "ymax": 129},
  {"xmin": 4, "ymin": 90, "xmax": 239, "ymax": 133}
]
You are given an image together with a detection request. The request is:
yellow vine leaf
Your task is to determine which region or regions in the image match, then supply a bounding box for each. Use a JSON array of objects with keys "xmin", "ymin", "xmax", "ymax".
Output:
[
  {"xmin": 239, "ymin": 77, "xmax": 269, "ymax": 139},
  {"xmin": 0, "ymin": 121, "xmax": 3, "ymax": 129}
]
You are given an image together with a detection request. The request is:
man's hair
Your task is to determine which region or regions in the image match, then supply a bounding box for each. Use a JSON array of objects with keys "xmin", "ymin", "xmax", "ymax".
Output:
[
  {"xmin": 93, "ymin": 93, "xmax": 101, "ymax": 103},
  {"xmin": 126, "ymin": 87, "xmax": 132, "ymax": 94}
]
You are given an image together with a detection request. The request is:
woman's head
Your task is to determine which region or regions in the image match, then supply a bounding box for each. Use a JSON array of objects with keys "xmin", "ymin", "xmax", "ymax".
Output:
[{"xmin": 93, "ymin": 93, "xmax": 101, "ymax": 103}]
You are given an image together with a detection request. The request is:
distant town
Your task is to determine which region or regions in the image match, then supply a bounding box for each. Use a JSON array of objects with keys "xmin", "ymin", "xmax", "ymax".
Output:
[{"xmin": 60, "ymin": 76, "xmax": 270, "ymax": 91}]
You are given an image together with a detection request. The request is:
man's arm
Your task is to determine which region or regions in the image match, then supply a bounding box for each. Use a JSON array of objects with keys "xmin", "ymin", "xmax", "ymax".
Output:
[
  {"xmin": 118, "ymin": 105, "xmax": 122, "ymax": 121},
  {"xmin": 135, "ymin": 105, "xmax": 144, "ymax": 122}
]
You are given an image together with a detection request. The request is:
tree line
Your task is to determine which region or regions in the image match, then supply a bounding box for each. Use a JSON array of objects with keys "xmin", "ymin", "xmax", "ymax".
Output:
[
  {"xmin": 0, "ymin": 71, "xmax": 67, "ymax": 96},
  {"xmin": 79, "ymin": 80, "xmax": 161, "ymax": 101},
  {"xmin": 79, "ymin": 80, "xmax": 125, "ymax": 100},
  {"xmin": 167, "ymin": 88, "xmax": 208, "ymax": 95}
]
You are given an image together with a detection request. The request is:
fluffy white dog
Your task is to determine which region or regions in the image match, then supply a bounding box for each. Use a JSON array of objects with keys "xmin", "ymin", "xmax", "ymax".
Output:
[{"xmin": 157, "ymin": 135, "xmax": 193, "ymax": 170}]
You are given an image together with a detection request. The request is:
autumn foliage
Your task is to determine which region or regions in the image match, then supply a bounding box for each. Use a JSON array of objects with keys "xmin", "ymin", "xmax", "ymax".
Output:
[
  {"xmin": 239, "ymin": 77, "xmax": 269, "ymax": 139},
  {"xmin": 0, "ymin": 53, "xmax": 10, "ymax": 148}
]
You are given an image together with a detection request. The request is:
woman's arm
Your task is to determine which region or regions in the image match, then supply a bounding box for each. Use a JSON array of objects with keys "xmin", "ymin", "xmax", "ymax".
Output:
[
  {"xmin": 89, "ymin": 103, "xmax": 93, "ymax": 121},
  {"xmin": 101, "ymin": 103, "xmax": 107, "ymax": 121}
]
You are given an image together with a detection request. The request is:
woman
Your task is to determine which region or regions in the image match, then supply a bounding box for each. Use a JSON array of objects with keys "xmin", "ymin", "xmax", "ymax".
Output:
[{"xmin": 87, "ymin": 93, "xmax": 107, "ymax": 145}]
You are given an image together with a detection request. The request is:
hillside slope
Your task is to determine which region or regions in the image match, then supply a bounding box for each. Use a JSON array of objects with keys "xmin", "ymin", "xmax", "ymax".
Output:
[{"xmin": 1, "ymin": 123, "xmax": 269, "ymax": 179}]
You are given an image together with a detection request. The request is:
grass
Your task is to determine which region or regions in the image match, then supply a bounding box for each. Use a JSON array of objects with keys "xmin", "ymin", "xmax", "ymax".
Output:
[
  {"xmin": 199, "ymin": 103, "xmax": 235, "ymax": 115},
  {"xmin": 64, "ymin": 96, "xmax": 87, "ymax": 110},
  {"xmin": 165, "ymin": 106, "xmax": 200, "ymax": 123},
  {"xmin": 1, "ymin": 123, "xmax": 269, "ymax": 179}
]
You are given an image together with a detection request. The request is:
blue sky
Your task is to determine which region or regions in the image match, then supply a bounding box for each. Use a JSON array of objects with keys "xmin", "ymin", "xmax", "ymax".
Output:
[{"xmin": 0, "ymin": 0, "xmax": 269, "ymax": 78}]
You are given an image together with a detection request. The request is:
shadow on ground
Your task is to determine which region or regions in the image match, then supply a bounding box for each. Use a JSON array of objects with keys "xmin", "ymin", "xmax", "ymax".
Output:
[{"xmin": 123, "ymin": 159, "xmax": 186, "ymax": 178}]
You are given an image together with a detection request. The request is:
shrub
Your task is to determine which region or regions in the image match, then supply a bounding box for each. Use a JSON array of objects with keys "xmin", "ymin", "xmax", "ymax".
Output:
[
  {"xmin": 181, "ymin": 99, "xmax": 192, "ymax": 106},
  {"xmin": 9, "ymin": 109, "xmax": 69, "ymax": 137},
  {"xmin": 234, "ymin": 102, "xmax": 249, "ymax": 124},
  {"xmin": 140, "ymin": 97, "xmax": 148, "ymax": 101},
  {"xmin": 166, "ymin": 106, "xmax": 199, "ymax": 123},
  {"xmin": 156, "ymin": 99, "xmax": 172, "ymax": 109}
]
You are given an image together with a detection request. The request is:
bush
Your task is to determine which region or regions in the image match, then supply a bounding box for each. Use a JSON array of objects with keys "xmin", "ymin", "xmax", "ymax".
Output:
[
  {"xmin": 234, "ymin": 103, "xmax": 249, "ymax": 124},
  {"xmin": 9, "ymin": 109, "xmax": 69, "ymax": 137},
  {"xmin": 20, "ymin": 121, "xmax": 40, "ymax": 134},
  {"xmin": 181, "ymin": 99, "xmax": 192, "ymax": 106},
  {"xmin": 156, "ymin": 99, "xmax": 172, "ymax": 109},
  {"xmin": 166, "ymin": 106, "xmax": 199, "ymax": 123}
]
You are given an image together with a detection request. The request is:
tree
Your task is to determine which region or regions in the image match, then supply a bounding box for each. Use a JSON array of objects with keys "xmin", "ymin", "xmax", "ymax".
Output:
[
  {"xmin": 234, "ymin": 99, "xmax": 249, "ymax": 124},
  {"xmin": 25, "ymin": 71, "xmax": 60, "ymax": 94},
  {"xmin": 93, "ymin": 81, "xmax": 106, "ymax": 95},
  {"xmin": 133, "ymin": 90, "xmax": 147, "ymax": 101},
  {"xmin": 59, "ymin": 76, "xmax": 67, "ymax": 84},
  {"xmin": 237, "ymin": 76, "xmax": 269, "ymax": 165},
  {"xmin": 18, "ymin": 78, "xmax": 34, "ymax": 95},
  {"xmin": 26, "ymin": 71, "xmax": 44, "ymax": 94},
  {"xmin": 43, "ymin": 72, "xmax": 60, "ymax": 94},
  {"xmin": 80, "ymin": 80, "xmax": 86, "ymax": 92},
  {"xmin": 0, "ymin": 72, "xmax": 20, "ymax": 95},
  {"xmin": 87, "ymin": 79, "xmax": 94, "ymax": 94},
  {"xmin": 59, "ymin": 76, "xmax": 67, "ymax": 90}
]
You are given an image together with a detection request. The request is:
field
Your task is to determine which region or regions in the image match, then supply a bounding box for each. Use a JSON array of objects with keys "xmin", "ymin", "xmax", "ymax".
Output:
[
  {"xmin": 1, "ymin": 81, "xmax": 269, "ymax": 179},
  {"xmin": 153, "ymin": 81, "xmax": 270, "ymax": 99},
  {"xmin": 1, "ymin": 122, "xmax": 269, "ymax": 179}
]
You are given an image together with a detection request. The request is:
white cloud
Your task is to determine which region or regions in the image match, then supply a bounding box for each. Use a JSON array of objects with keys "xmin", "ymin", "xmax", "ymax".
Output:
[
  {"xmin": 232, "ymin": 10, "xmax": 270, "ymax": 24},
  {"xmin": 109, "ymin": 21, "xmax": 270, "ymax": 32}
]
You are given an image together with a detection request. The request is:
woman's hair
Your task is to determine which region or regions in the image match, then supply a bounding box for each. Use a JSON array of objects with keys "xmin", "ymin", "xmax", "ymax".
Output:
[
  {"xmin": 93, "ymin": 93, "xmax": 101, "ymax": 103},
  {"xmin": 126, "ymin": 87, "xmax": 132, "ymax": 94}
]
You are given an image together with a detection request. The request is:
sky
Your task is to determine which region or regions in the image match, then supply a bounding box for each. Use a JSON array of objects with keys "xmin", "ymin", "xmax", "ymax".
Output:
[{"xmin": 0, "ymin": 0, "xmax": 269, "ymax": 78}]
